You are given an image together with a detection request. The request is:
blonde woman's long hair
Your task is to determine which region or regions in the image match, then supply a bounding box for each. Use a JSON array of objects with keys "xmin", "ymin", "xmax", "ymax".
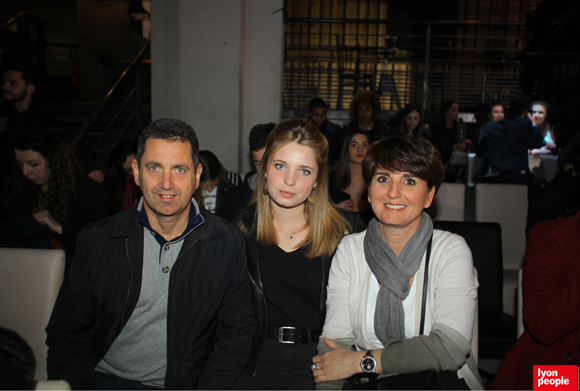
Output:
[{"xmin": 242, "ymin": 118, "xmax": 350, "ymax": 258}]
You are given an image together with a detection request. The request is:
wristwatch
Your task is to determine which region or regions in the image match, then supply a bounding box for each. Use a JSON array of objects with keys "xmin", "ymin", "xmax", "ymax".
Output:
[{"xmin": 360, "ymin": 349, "xmax": 377, "ymax": 373}]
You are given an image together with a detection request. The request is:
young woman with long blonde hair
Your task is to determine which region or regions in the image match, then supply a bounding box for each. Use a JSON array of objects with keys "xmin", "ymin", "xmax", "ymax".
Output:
[{"xmin": 234, "ymin": 118, "xmax": 362, "ymax": 389}]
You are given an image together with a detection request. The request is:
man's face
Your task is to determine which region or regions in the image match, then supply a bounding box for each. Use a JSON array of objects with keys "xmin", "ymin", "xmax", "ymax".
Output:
[
  {"xmin": 309, "ymin": 107, "xmax": 327, "ymax": 129},
  {"xmin": 2, "ymin": 70, "xmax": 33, "ymax": 103},
  {"xmin": 251, "ymin": 148, "xmax": 266, "ymax": 172},
  {"xmin": 133, "ymin": 138, "xmax": 202, "ymax": 225}
]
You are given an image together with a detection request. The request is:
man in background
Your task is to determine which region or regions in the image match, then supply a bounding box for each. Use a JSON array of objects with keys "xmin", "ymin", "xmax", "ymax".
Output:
[
  {"xmin": 307, "ymin": 97, "xmax": 343, "ymax": 164},
  {"xmin": 216, "ymin": 122, "xmax": 275, "ymax": 222},
  {"xmin": 0, "ymin": 65, "xmax": 56, "ymax": 148},
  {"xmin": 473, "ymin": 94, "xmax": 544, "ymax": 196}
]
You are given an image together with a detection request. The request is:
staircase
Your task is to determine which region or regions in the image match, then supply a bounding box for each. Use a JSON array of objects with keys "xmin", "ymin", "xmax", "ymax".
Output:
[{"xmin": 1, "ymin": 12, "xmax": 152, "ymax": 172}]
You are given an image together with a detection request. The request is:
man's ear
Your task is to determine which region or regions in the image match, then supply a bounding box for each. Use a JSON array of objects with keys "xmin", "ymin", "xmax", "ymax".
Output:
[
  {"xmin": 132, "ymin": 159, "xmax": 140, "ymax": 186},
  {"xmin": 26, "ymin": 84, "xmax": 36, "ymax": 95},
  {"xmin": 194, "ymin": 163, "xmax": 203, "ymax": 190}
]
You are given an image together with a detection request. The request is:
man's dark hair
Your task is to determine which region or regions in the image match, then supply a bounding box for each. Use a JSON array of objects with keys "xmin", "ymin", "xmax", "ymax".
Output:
[
  {"xmin": 508, "ymin": 94, "xmax": 532, "ymax": 117},
  {"xmin": 136, "ymin": 118, "xmax": 200, "ymax": 166},
  {"xmin": 308, "ymin": 97, "xmax": 327, "ymax": 111},
  {"xmin": 2, "ymin": 64, "xmax": 38, "ymax": 86},
  {"xmin": 249, "ymin": 122, "xmax": 276, "ymax": 152}
]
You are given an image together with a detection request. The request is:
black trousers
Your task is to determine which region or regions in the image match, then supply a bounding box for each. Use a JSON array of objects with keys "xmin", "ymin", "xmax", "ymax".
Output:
[{"xmin": 234, "ymin": 337, "xmax": 317, "ymax": 390}]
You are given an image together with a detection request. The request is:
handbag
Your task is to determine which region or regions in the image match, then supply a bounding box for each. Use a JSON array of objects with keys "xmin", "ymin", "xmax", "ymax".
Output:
[{"xmin": 342, "ymin": 236, "xmax": 469, "ymax": 390}]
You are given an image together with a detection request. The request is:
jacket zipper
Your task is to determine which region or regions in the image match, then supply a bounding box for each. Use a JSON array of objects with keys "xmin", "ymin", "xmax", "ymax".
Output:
[{"xmin": 119, "ymin": 238, "xmax": 133, "ymax": 334}]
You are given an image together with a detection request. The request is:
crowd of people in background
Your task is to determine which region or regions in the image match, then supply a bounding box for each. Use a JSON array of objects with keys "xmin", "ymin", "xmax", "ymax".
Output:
[{"xmin": 2, "ymin": 60, "xmax": 580, "ymax": 390}]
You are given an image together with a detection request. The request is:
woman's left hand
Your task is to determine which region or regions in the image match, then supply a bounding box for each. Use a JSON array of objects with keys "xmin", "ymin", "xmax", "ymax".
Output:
[
  {"xmin": 311, "ymin": 337, "xmax": 364, "ymax": 383},
  {"xmin": 33, "ymin": 210, "xmax": 63, "ymax": 235}
]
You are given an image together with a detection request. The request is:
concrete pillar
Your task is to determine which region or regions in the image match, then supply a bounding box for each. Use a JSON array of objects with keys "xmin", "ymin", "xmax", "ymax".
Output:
[{"xmin": 150, "ymin": 0, "xmax": 284, "ymax": 174}]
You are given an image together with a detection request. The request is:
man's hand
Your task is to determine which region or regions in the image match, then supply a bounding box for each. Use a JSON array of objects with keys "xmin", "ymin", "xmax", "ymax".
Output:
[
  {"xmin": 88, "ymin": 170, "xmax": 105, "ymax": 183},
  {"xmin": 312, "ymin": 337, "xmax": 364, "ymax": 383},
  {"xmin": 33, "ymin": 210, "xmax": 63, "ymax": 235}
]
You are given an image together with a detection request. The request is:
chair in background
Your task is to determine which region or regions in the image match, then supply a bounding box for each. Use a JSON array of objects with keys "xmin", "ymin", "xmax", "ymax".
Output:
[
  {"xmin": 335, "ymin": 35, "xmax": 375, "ymax": 108},
  {"xmin": 532, "ymin": 155, "xmax": 559, "ymax": 183},
  {"xmin": 426, "ymin": 182, "xmax": 465, "ymax": 222},
  {"xmin": 433, "ymin": 221, "xmax": 516, "ymax": 361},
  {"xmin": 0, "ymin": 248, "xmax": 65, "ymax": 382},
  {"xmin": 474, "ymin": 183, "xmax": 528, "ymax": 316}
]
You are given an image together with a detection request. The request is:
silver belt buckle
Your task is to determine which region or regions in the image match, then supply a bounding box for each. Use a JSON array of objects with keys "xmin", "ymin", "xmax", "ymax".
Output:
[{"xmin": 279, "ymin": 326, "xmax": 296, "ymax": 344}]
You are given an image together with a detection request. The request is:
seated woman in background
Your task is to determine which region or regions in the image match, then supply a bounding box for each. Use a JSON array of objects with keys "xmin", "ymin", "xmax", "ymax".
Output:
[
  {"xmin": 0, "ymin": 125, "xmax": 109, "ymax": 255},
  {"xmin": 343, "ymin": 90, "xmax": 388, "ymax": 142},
  {"xmin": 329, "ymin": 129, "xmax": 372, "ymax": 225},
  {"xmin": 529, "ymin": 100, "xmax": 556, "ymax": 154},
  {"xmin": 88, "ymin": 141, "xmax": 141, "ymax": 215},
  {"xmin": 390, "ymin": 102, "xmax": 430, "ymax": 138},
  {"xmin": 312, "ymin": 135, "xmax": 482, "ymax": 390},
  {"xmin": 234, "ymin": 119, "xmax": 363, "ymax": 390},
  {"xmin": 194, "ymin": 150, "xmax": 241, "ymax": 213},
  {"xmin": 430, "ymin": 100, "xmax": 473, "ymax": 182},
  {"xmin": 475, "ymin": 100, "xmax": 504, "ymax": 155},
  {"xmin": 489, "ymin": 205, "xmax": 580, "ymax": 390}
]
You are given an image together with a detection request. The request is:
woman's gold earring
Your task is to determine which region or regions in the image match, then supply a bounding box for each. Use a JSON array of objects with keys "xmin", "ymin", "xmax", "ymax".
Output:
[
  {"xmin": 263, "ymin": 183, "xmax": 269, "ymax": 196},
  {"xmin": 308, "ymin": 187, "xmax": 317, "ymax": 205}
]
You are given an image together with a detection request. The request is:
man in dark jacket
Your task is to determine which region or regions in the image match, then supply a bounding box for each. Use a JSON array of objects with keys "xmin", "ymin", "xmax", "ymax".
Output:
[
  {"xmin": 473, "ymin": 94, "xmax": 544, "ymax": 196},
  {"xmin": 46, "ymin": 119, "xmax": 255, "ymax": 389}
]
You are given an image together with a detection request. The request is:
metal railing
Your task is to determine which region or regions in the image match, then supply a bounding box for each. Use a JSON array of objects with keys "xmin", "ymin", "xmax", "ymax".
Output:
[
  {"xmin": 72, "ymin": 41, "xmax": 151, "ymax": 168},
  {"xmin": 0, "ymin": 12, "xmax": 48, "ymax": 78},
  {"xmin": 284, "ymin": 19, "xmax": 533, "ymax": 112}
]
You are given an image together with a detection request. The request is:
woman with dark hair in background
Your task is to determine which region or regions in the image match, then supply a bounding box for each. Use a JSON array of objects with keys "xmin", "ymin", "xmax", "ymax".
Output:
[
  {"xmin": 390, "ymin": 102, "xmax": 429, "ymax": 138},
  {"xmin": 194, "ymin": 150, "xmax": 241, "ymax": 213},
  {"xmin": 0, "ymin": 125, "xmax": 109, "ymax": 255},
  {"xmin": 234, "ymin": 119, "xmax": 362, "ymax": 390},
  {"xmin": 343, "ymin": 90, "xmax": 388, "ymax": 142},
  {"xmin": 529, "ymin": 100, "xmax": 557, "ymax": 155},
  {"xmin": 430, "ymin": 100, "xmax": 472, "ymax": 182},
  {"xmin": 329, "ymin": 128, "xmax": 372, "ymax": 224}
]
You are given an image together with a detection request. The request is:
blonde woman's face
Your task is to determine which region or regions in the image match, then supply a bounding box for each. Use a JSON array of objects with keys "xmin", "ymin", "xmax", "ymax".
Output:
[{"xmin": 266, "ymin": 143, "xmax": 318, "ymax": 210}]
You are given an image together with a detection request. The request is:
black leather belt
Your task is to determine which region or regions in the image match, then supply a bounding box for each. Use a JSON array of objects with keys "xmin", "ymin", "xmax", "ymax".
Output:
[{"xmin": 266, "ymin": 326, "xmax": 321, "ymax": 344}]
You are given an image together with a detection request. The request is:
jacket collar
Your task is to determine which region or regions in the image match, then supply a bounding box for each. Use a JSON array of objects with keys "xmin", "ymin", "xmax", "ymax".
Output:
[{"xmin": 104, "ymin": 198, "xmax": 223, "ymax": 242}]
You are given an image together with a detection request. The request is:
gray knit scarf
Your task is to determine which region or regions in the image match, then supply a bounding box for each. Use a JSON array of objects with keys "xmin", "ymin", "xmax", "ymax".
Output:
[{"xmin": 363, "ymin": 212, "xmax": 433, "ymax": 346}]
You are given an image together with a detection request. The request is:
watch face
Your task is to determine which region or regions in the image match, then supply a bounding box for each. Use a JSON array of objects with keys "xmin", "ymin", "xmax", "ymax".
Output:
[{"xmin": 361, "ymin": 357, "xmax": 376, "ymax": 372}]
